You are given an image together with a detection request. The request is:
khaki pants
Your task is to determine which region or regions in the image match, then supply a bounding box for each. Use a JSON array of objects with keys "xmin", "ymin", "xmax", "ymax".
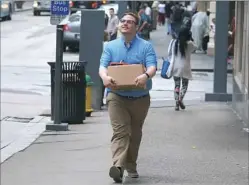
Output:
[{"xmin": 106, "ymin": 92, "xmax": 150, "ymax": 172}]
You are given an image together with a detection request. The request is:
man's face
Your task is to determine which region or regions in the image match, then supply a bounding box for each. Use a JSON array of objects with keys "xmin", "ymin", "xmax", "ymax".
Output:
[
  {"xmin": 109, "ymin": 9, "xmax": 114, "ymax": 16},
  {"xmin": 120, "ymin": 15, "xmax": 137, "ymax": 34}
]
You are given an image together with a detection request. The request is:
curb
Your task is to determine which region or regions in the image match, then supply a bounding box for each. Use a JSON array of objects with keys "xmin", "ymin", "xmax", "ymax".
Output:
[
  {"xmin": 1, "ymin": 115, "xmax": 48, "ymax": 164},
  {"xmin": 14, "ymin": 8, "xmax": 32, "ymax": 13},
  {"xmin": 156, "ymin": 69, "xmax": 233, "ymax": 74},
  {"xmin": 191, "ymin": 68, "xmax": 233, "ymax": 74}
]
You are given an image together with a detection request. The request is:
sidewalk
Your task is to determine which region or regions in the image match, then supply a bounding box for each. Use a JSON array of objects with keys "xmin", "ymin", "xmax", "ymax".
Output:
[
  {"xmin": 151, "ymin": 26, "xmax": 233, "ymax": 72},
  {"xmin": 1, "ymin": 92, "xmax": 50, "ymax": 163},
  {"xmin": 150, "ymin": 72, "xmax": 233, "ymax": 105},
  {"xmin": 1, "ymin": 103, "xmax": 248, "ymax": 185}
]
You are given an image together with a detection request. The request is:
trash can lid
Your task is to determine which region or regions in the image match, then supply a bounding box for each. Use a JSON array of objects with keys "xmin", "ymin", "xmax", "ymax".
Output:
[{"xmin": 85, "ymin": 74, "xmax": 94, "ymax": 86}]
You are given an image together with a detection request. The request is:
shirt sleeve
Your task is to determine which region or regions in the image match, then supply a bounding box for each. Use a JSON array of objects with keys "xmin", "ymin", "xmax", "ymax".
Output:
[
  {"xmin": 114, "ymin": 16, "xmax": 119, "ymax": 27},
  {"xmin": 99, "ymin": 42, "xmax": 111, "ymax": 69},
  {"xmin": 145, "ymin": 43, "xmax": 157, "ymax": 68}
]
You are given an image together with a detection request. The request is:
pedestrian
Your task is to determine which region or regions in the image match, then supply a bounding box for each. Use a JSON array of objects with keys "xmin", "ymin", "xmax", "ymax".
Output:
[
  {"xmin": 157, "ymin": 2, "xmax": 166, "ymax": 26},
  {"xmin": 99, "ymin": 12, "xmax": 157, "ymax": 183},
  {"xmin": 144, "ymin": 3, "xmax": 152, "ymax": 19},
  {"xmin": 191, "ymin": 10, "xmax": 209, "ymax": 52},
  {"xmin": 201, "ymin": 10, "xmax": 211, "ymax": 54},
  {"xmin": 144, "ymin": 3, "xmax": 152, "ymax": 39},
  {"xmin": 170, "ymin": 27, "xmax": 197, "ymax": 111},
  {"xmin": 165, "ymin": 2, "xmax": 173, "ymax": 35},
  {"xmin": 170, "ymin": 2, "xmax": 184, "ymax": 38},
  {"xmin": 106, "ymin": 8, "xmax": 119, "ymax": 41},
  {"xmin": 137, "ymin": 7, "xmax": 151, "ymax": 40}
]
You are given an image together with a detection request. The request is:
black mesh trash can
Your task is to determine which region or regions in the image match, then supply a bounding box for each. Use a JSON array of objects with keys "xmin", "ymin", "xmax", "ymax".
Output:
[{"xmin": 48, "ymin": 61, "xmax": 87, "ymax": 124}]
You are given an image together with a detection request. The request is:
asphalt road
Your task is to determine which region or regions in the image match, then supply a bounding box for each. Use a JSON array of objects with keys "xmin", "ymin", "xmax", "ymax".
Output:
[
  {"xmin": 0, "ymin": 10, "xmax": 79, "ymax": 163},
  {"xmin": 1, "ymin": 10, "xmax": 78, "ymax": 96}
]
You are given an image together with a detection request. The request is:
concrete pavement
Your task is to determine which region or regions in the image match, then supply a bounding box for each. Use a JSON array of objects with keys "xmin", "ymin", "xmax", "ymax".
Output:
[
  {"xmin": 1, "ymin": 103, "xmax": 248, "ymax": 185},
  {"xmin": 1, "ymin": 11, "xmax": 54, "ymax": 162}
]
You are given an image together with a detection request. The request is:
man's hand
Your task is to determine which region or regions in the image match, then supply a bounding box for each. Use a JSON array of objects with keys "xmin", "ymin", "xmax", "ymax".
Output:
[
  {"xmin": 103, "ymin": 76, "xmax": 116, "ymax": 88},
  {"xmin": 135, "ymin": 74, "xmax": 148, "ymax": 88}
]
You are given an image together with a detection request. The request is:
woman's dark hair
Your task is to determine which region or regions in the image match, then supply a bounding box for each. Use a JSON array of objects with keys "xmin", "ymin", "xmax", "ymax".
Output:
[{"xmin": 174, "ymin": 27, "xmax": 191, "ymax": 57}]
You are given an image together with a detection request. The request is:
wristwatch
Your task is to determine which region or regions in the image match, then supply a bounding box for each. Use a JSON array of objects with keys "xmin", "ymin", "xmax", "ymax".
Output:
[{"xmin": 144, "ymin": 72, "xmax": 150, "ymax": 79}]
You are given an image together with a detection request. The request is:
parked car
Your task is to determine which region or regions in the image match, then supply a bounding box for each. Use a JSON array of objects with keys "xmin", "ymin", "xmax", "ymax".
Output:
[
  {"xmin": 33, "ymin": 1, "xmax": 89, "ymax": 16},
  {"xmin": 63, "ymin": 12, "xmax": 81, "ymax": 51},
  {"xmin": 0, "ymin": 0, "xmax": 12, "ymax": 21},
  {"xmin": 63, "ymin": 11, "xmax": 110, "ymax": 52},
  {"xmin": 33, "ymin": 0, "xmax": 50, "ymax": 16}
]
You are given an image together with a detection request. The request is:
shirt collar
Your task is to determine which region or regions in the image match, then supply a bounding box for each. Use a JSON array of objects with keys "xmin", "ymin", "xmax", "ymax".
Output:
[{"xmin": 120, "ymin": 34, "xmax": 138, "ymax": 48}]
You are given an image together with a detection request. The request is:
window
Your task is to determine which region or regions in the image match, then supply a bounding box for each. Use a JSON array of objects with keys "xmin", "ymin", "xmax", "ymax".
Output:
[
  {"xmin": 69, "ymin": 14, "xmax": 81, "ymax": 22},
  {"xmin": 238, "ymin": 1, "xmax": 244, "ymax": 72}
]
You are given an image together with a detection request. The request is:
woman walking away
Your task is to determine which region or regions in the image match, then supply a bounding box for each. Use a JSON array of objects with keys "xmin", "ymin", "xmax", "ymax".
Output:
[
  {"xmin": 171, "ymin": 27, "xmax": 197, "ymax": 111},
  {"xmin": 158, "ymin": 2, "xmax": 166, "ymax": 26}
]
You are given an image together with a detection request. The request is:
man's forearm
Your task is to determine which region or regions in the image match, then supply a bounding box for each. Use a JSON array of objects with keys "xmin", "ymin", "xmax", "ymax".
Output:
[
  {"xmin": 138, "ymin": 22, "xmax": 147, "ymax": 32},
  {"xmin": 99, "ymin": 67, "xmax": 108, "ymax": 79},
  {"xmin": 146, "ymin": 66, "xmax": 157, "ymax": 78}
]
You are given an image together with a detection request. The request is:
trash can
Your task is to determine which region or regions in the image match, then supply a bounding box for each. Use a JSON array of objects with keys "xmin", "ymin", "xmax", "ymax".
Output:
[
  {"xmin": 48, "ymin": 61, "xmax": 86, "ymax": 124},
  {"xmin": 85, "ymin": 74, "xmax": 93, "ymax": 117}
]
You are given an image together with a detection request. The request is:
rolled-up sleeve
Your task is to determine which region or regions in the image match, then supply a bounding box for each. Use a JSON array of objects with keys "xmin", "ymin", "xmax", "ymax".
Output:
[
  {"xmin": 145, "ymin": 43, "xmax": 157, "ymax": 68},
  {"xmin": 99, "ymin": 43, "xmax": 111, "ymax": 69}
]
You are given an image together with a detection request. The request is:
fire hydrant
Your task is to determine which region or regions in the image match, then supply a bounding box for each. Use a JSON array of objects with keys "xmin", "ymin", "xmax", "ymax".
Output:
[{"xmin": 85, "ymin": 74, "xmax": 93, "ymax": 117}]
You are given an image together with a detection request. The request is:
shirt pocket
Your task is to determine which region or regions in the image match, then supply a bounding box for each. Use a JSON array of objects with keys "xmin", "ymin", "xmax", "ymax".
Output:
[{"xmin": 126, "ymin": 52, "xmax": 144, "ymax": 64}]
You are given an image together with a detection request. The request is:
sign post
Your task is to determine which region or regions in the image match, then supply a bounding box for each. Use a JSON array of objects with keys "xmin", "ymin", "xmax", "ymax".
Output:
[{"xmin": 46, "ymin": 0, "xmax": 70, "ymax": 131}]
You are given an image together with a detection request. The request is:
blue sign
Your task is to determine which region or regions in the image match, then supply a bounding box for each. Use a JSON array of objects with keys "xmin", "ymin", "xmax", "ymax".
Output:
[{"xmin": 51, "ymin": 0, "xmax": 70, "ymax": 16}]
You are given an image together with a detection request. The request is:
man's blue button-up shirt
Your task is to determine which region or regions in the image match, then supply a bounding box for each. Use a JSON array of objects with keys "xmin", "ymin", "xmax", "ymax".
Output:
[{"xmin": 99, "ymin": 35, "xmax": 157, "ymax": 97}]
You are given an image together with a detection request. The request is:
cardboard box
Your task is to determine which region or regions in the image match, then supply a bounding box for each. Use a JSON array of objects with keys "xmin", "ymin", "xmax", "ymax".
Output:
[{"xmin": 107, "ymin": 64, "xmax": 146, "ymax": 90}]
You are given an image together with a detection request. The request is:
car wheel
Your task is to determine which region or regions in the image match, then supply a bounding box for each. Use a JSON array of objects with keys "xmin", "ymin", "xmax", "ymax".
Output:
[
  {"xmin": 33, "ymin": 11, "xmax": 40, "ymax": 16},
  {"xmin": 6, "ymin": 14, "xmax": 11, "ymax": 20},
  {"xmin": 63, "ymin": 45, "xmax": 67, "ymax": 52},
  {"xmin": 6, "ymin": 12, "xmax": 11, "ymax": 20}
]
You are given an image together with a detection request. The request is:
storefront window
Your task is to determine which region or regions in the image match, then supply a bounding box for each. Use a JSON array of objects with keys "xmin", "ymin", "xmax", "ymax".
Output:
[{"xmin": 238, "ymin": 1, "xmax": 244, "ymax": 72}]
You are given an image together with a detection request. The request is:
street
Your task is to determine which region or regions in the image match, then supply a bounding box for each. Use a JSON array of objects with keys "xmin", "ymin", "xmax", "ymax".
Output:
[{"xmin": 1, "ymin": 10, "xmax": 79, "ymax": 162}]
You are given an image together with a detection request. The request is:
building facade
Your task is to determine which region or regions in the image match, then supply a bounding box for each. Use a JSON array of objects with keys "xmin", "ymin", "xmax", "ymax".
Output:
[{"xmin": 233, "ymin": 1, "xmax": 249, "ymax": 127}]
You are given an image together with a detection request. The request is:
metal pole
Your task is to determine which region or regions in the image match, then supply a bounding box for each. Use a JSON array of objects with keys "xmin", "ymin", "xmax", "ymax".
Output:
[
  {"xmin": 205, "ymin": 1, "xmax": 232, "ymax": 102},
  {"xmin": 213, "ymin": 1, "xmax": 229, "ymax": 93},
  {"xmin": 79, "ymin": 10, "xmax": 105, "ymax": 110},
  {"xmin": 117, "ymin": 1, "xmax": 127, "ymax": 18},
  {"xmin": 54, "ymin": 25, "xmax": 63, "ymax": 124}
]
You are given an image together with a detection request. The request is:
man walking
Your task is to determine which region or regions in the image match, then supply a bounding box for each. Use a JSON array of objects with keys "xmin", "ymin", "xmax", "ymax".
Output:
[
  {"xmin": 106, "ymin": 8, "xmax": 119, "ymax": 41},
  {"xmin": 99, "ymin": 12, "xmax": 157, "ymax": 183}
]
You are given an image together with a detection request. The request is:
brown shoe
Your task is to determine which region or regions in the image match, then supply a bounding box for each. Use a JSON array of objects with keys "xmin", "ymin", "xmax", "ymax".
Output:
[
  {"xmin": 109, "ymin": 166, "xmax": 123, "ymax": 183},
  {"xmin": 127, "ymin": 171, "xmax": 139, "ymax": 179}
]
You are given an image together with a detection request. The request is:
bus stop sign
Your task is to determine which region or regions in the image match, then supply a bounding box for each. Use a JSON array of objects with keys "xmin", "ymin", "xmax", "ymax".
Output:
[{"xmin": 50, "ymin": 0, "xmax": 70, "ymax": 25}]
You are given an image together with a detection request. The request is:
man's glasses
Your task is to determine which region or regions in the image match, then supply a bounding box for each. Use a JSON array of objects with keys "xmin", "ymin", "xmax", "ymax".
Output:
[{"xmin": 120, "ymin": 19, "xmax": 136, "ymax": 25}]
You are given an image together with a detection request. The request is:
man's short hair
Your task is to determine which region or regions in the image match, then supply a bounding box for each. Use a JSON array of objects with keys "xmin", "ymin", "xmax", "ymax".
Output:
[
  {"xmin": 122, "ymin": 12, "xmax": 139, "ymax": 25},
  {"xmin": 109, "ymin": 8, "xmax": 114, "ymax": 11}
]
